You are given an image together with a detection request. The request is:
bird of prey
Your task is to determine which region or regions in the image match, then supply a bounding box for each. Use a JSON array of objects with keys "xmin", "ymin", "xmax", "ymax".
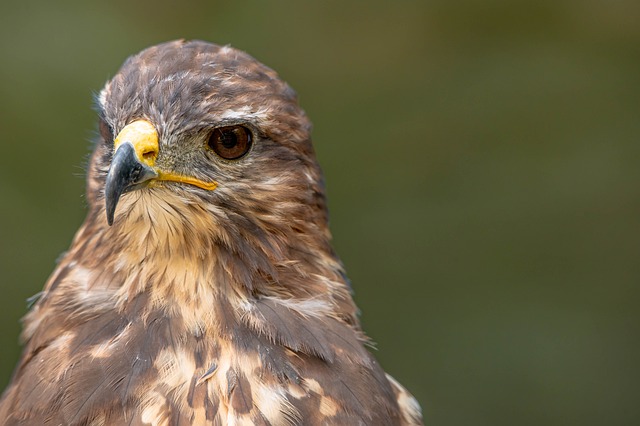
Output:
[{"xmin": 0, "ymin": 40, "xmax": 422, "ymax": 425}]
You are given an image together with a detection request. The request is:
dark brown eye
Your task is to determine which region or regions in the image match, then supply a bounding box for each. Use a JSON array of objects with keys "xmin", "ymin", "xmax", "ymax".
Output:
[{"xmin": 207, "ymin": 126, "xmax": 252, "ymax": 160}]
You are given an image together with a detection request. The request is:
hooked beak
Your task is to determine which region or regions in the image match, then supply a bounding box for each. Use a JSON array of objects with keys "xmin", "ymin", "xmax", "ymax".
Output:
[
  {"xmin": 105, "ymin": 120, "xmax": 160, "ymax": 226},
  {"xmin": 104, "ymin": 119, "xmax": 217, "ymax": 226},
  {"xmin": 105, "ymin": 141, "xmax": 158, "ymax": 225}
]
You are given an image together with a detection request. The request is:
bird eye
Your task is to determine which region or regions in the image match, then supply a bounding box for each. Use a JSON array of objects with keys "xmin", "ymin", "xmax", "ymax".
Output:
[{"xmin": 207, "ymin": 126, "xmax": 252, "ymax": 160}]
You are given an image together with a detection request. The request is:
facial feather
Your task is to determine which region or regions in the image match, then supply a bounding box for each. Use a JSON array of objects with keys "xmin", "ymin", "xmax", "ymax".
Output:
[{"xmin": 0, "ymin": 39, "xmax": 422, "ymax": 425}]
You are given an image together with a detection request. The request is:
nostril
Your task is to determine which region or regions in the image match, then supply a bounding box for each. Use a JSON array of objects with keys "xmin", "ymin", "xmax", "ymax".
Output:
[{"xmin": 142, "ymin": 150, "xmax": 156, "ymax": 160}]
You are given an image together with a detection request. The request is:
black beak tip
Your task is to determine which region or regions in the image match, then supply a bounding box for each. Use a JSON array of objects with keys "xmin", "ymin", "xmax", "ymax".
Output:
[
  {"xmin": 104, "ymin": 142, "xmax": 156, "ymax": 226},
  {"xmin": 106, "ymin": 205, "xmax": 115, "ymax": 226},
  {"xmin": 104, "ymin": 168, "xmax": 125, "ymax": 226}
]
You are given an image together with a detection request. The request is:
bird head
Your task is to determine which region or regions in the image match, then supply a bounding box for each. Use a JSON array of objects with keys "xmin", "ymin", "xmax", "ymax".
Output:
[
  {"xmin": 0, "ymin": 43, "xmax": 420, "ymax": 426},
  {"xmin": 87, "ymin": 40, "xmax": 331, "ymax": 263}
]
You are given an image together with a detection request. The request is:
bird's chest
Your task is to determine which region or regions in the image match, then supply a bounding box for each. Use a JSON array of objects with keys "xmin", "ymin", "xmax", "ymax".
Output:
[
  {"xmin": 40, "ymin": 254, "xmax": 315, "ymax": 424},
  {"xmin": 100, "ymin": 315, "xmax": 277, "ymax": 425}
]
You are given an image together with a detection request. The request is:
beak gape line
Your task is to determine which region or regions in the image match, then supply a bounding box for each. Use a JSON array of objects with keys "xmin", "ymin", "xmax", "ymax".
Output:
[{"xmin": 105, "ymin": 142, "xmax": 158, "ymax": 226}]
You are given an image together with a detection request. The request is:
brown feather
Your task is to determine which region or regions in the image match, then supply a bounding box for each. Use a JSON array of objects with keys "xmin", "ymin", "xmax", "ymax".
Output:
[{"xmin": 0, "ymin": 40, "xmax": 422, "ymax": 425}]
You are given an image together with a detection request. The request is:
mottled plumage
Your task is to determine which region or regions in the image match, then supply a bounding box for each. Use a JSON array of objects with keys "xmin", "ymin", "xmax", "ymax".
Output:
[{"xmin": 0, "ymin": 40, "xmax": 422, "ymax": 425}]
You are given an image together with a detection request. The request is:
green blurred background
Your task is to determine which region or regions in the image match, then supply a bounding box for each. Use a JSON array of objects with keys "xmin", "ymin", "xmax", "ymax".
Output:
[{"xmin": 1, "ymin": 0, "xmax": 639, "ymax": 424}]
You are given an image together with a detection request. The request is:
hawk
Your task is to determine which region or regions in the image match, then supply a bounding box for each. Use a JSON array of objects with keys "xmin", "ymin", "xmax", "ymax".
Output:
[{"xmin": 0, "ymin": 40, "xmax": 422, "ymax": 425}]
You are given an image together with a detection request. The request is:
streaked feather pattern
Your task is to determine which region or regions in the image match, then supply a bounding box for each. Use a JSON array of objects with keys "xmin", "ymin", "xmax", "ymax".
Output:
[{"xmin": 0, "ymin": 40, "xmax": 422, "ymax": 425}]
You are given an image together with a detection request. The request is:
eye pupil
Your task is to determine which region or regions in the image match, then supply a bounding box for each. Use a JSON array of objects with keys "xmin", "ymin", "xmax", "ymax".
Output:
[
  {"xmin": 208, "ymin": 126, "xmax": 252, "ymax": 160},
  {"xmin": 220, "ymin": 132, "xmax": 238, "ymax": 149}
]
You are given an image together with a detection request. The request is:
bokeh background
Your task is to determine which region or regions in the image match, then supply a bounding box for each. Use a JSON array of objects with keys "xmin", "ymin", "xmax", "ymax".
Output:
[{"xmin": 1, "ymin": 1, "xmax": 639, "ymax": 424}]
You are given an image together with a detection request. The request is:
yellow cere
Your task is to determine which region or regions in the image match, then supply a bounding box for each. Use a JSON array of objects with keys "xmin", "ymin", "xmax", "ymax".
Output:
[
  {"xmin": 114, "ymin": 119, "xmax": 159, "ymax": 167},
  {"xmin": 114, "ymin": 120, "xmax": 218, "ymax": 191}
]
